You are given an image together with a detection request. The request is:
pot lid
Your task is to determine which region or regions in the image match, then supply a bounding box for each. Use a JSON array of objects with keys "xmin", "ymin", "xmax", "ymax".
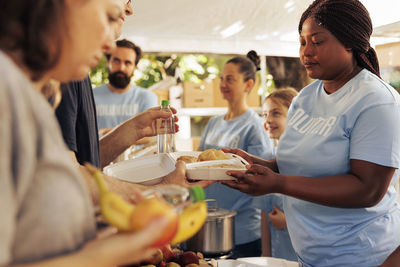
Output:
[
  {"xmin": 207, "ymin": 208, "xmax": 236, "ymax": 219},
  {"xmin": 205, "ymin": 199, "xmax": 236, "ymax": 219}
]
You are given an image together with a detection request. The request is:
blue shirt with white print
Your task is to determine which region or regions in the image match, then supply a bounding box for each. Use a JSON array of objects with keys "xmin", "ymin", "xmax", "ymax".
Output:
[
  {"xmin": 199, "ymin": 109, "xmax": 274, "ymax": 245},
  {"xmin": 277, "ymin": 69, "xmax": 400, "ymax": 267}
]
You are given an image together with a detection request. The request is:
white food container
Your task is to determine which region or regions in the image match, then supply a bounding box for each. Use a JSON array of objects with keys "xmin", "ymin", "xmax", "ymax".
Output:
[
  {"xmin": 218, "ymin": 257, "xmax": 299, "ymax": 267},
  {"xmin": 103, "ymin": 151, "xmax": 248, "ymax": 185}
]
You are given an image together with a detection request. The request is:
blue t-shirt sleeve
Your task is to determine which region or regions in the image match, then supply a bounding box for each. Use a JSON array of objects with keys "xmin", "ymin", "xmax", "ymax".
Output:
[
  {"xmin": 143, "ymin": 91, "xmax": 158, "ymax": 110},
  {"xmin": 246, "ymin": 124, "xmax": 274, "ymax": 160},
  {"xmin": 350, "ymin": 103, "xmax": 400, "ymax": 168},
  {"xmin": 198, "ymin": 118, "xmax": 213, "ymax": 151},
  {"xmin": 252, "ymin": 194, "xmax": 273, "ymax": 212}
]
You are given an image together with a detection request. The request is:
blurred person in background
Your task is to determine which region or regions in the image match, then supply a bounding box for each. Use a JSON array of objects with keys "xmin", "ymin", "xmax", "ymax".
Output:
[
  {"xmin": 198, "ymin": 51, "xmax": 274, "ymax": 258},
  {"xmin": 94, "ymin": 39, "xmax": 158, "ymax": 138},
  {"xmin": 255, "ymin": 88, "xmax": 298, "ymax": 261}
]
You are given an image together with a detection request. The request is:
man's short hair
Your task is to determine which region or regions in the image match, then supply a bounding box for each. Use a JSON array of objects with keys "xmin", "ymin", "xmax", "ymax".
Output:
[{"xmin": 106, "ymin": 39, "xmax": 142, "ymax": 66}]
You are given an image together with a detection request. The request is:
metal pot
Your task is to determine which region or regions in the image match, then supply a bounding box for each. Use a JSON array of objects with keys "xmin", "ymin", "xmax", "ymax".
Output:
[{"xmin": 184, "ymin": 199, "xmax": 236, "ymax": 257}]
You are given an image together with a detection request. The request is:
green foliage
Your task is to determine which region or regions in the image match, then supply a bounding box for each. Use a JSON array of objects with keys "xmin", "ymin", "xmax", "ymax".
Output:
[
  {"xmin": 382, "ymin": 67, "xmax": 400, "ymax": 93},
  {"xmin": 89, "ymin": 53, "xmax": 229, "ymax": 89},
  {"xmin": 90, "ymin": 56, "xmax": 109, "ymax": 88},
  {"xmin": 88, "ymin": 53, "xmax": 277, "ymax": 104}
]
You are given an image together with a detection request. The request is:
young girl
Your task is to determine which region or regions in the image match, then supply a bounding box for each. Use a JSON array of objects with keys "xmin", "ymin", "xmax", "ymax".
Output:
[
  {"xmin": 199, "ymin": 51, "xmax": 274, "ymax": 257},
  {"xmin": 258, "ymin": 88, "xmax": 298, "ymax": 261},
  {"xmin": 222, "ymin": 0, "xmax": 400, "ymax": 265}
]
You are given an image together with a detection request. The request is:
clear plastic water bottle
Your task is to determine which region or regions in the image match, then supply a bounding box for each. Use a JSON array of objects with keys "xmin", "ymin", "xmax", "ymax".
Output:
[{"xmin": 157, "ymin": 100, "xmax": 175, "ymax": 153}]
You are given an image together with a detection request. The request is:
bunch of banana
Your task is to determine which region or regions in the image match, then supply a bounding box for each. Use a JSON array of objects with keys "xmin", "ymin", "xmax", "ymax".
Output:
[
  {"xmin": 85, "ymin": 163, "xmax": 207, "ymax": 246},
  {"xmin": 86, "ymin": 163, "xmax": 134, "ymax": 231},
  {"xmin": 171, "ymin": 201, "xmax": 207, "ymax": 245}
]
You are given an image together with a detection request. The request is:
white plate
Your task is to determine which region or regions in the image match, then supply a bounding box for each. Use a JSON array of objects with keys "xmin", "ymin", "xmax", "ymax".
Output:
[
  {"xmin": 217, "ymin": 257, "xmax": 299, "ymax": 267},
  {"xmin": 103, "ymin": 151, "xmax": 249, "ymax": 184},
  {"xmin": 103, "ymin": 153, "xmax": 175, "ymax": 185},
  {"xmin": 170, "ymin": 151, "xmax": 248, "ymax": 181}
]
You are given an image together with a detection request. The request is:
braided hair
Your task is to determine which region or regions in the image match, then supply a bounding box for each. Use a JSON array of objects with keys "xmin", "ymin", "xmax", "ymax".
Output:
[
  {"xmin": 299, "ymin": 0, "xmax": 380, "ymax": 77},
  {"xmin": 227, "ymin": 50, "xmax": 261, "ymax": 83}
]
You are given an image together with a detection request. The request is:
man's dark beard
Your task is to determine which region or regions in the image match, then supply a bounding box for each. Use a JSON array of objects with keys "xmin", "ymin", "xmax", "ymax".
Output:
[{"xmin": 108, "ymin": 71, "xmax": 132, "ymax": 89}]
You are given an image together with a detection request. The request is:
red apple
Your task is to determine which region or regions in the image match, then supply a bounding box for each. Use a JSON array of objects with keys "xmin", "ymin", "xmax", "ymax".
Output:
[
  {"xmin": 161, "ymin": 245, "xmax": 177, "ymax": 262},
  {"xmin": 178, "ymin": 251, "xmax": 199, "ymax": 267},
  {"xmin": 130, "ymin": 197, "xmax": 178, "ymax": 247}
]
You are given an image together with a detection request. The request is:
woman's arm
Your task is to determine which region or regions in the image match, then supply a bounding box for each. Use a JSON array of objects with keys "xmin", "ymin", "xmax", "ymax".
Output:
[
  {"xmin": 222, "ymin": 148, "xmax": 279, "ymax": 172},
  {"xmin": 223, "ymin": 159, "xmax": 394, "ymax": 208},
  {"xmin": 99, "ymin": 107, "xmax": 178, "ymax": 168},
  {"xmin": 8, "ymin": 218, "xmax": 168, "ymax": 267}
]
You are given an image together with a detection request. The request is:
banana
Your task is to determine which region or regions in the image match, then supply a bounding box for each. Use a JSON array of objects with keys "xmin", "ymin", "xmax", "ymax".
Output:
[
  {"xmin": 85, "ymin": 163, "xmax": 134, "ymax": 231},
  {"xmin": 171, "ymin": 201, "xmax": 207, "ymax": 245},
  {"xmin": 86, "ymin": 163, "xmax": 207, "ymax": 243}
]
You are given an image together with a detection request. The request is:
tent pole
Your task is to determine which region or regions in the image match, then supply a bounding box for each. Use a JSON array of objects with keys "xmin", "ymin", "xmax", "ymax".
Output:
[{"xmin": 260, "ymin": 54, "xmax": 267, "ymax": 102}]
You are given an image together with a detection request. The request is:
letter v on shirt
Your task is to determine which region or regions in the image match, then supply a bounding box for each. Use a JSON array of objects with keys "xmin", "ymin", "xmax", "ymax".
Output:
[{"xmin": 287, "ymin": 108, "xmax": 337, "ymax": 137}]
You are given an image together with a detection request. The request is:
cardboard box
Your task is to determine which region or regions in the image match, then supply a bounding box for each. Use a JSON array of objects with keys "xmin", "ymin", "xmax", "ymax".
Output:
[
  {"xmin": 376, "ymin": 42, "xmax": 400, "ymax": 68},
  {"xmin": 247, "ymin": 78, "xmax": 261, "ymax": 107},
  {"xmin": 192, "ymin": 137, "xmax": 202, "ymax": 151},
  {"xmin": 169, "ymin": 84, "xmax": 183, "ymax": 109},
  {"xmin": 212, "ymin": 77, "xmax": 261, "ymax": 107},
  {"xmin": 152, "ymin": 89, "xmax": 169, "ymax": 105},
  {"xmin": 212, "ymin": 78, "xmax": 228, "ymax": 107},
  {"xmin": 183, "ymin": 79, "xmax": 214, "ymax": 107}
]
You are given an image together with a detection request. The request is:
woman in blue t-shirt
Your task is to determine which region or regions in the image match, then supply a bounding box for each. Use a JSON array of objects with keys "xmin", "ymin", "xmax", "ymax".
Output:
[
  {"xmin": 199, "ymin": 51, "xmax": 274, "ymax": 258},
  {"xmin": 221, "ymin": 0, "xmax": 400, "ymax": 266}
]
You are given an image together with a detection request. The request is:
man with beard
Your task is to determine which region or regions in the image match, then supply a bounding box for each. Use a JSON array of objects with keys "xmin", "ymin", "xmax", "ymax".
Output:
[{"xmin": 94, "ymin": 39, "xmax": 158, "ymax": 135}]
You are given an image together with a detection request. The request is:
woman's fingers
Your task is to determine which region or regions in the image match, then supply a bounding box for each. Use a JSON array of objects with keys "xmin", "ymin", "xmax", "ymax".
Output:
[
  {"xmin": 116, "ymin": 217, "xmax": 169, "ymax": 250},
  {"xmin": 246, "ymin": 164, "xmax": 268, "ymax": 175}
]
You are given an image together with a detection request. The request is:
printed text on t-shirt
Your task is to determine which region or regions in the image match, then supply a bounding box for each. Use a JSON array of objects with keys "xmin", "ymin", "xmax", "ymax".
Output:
[
  {"xmin": 206, "ymin": 132, "xmax": 240, "ymax": 148},
  {"xmin": 96, "ymin": 104, "xmax": 139, "ymax": 116},
  {"xmin": 287, "ymin": 108, "xmax": 336, "ymax": 137}
]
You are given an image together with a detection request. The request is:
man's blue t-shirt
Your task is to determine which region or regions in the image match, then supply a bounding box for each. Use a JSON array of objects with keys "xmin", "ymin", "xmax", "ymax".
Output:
[
  {"xmin": 277, "ymin": 69, "xmax": 400, "ymax": 266},
  {"xmin": 93, "ymin": 84, "xmax": 158, "ymax": 129},
  {"xmin": 199, "ymin": 109, "xmax": 274, "ymax": 245}
]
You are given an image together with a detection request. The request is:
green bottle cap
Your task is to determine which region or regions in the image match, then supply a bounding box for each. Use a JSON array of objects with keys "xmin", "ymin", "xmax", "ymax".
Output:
[
  {"xmin": 161, "ymin": 99, "xmax": 170, "ymax": 107},
  {"xmin": 189, "ymin": 186, "xmax": 205, "ymax": 202}
]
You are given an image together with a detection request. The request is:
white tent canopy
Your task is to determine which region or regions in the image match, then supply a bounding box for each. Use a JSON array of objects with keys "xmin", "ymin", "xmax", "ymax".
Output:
[{"xmin": 122, "ymin": 0, "xmax": 400, "ymax": 57}]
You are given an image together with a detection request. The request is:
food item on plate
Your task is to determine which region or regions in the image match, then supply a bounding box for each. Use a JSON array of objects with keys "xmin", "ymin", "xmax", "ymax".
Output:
[
  {"xmin": 198, "ymin": 149, "xmax": 229, "ymax": 161},
  {"xmin": 191, "ymin": 163, "xmax": 243, "ymax": 169},
  {"xmin": 176, "ymin": 155, "xmax": 198, "ymax": 163}
]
